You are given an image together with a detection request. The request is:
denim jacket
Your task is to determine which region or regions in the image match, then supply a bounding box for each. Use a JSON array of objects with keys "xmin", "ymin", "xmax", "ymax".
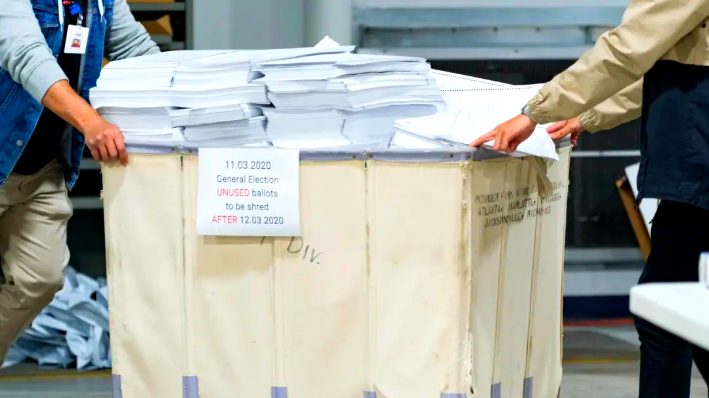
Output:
[{"xmin": 0, "ymin": 0, "xmax": 158, "ymax": 189}]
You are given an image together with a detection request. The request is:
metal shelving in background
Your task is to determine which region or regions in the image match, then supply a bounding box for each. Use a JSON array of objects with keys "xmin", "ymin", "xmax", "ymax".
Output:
[
  {"xmin": 128, "ymin": 2, "xmax": 186, "ymax": 12},
  {"xmin": 127, "ymin": 0, "xmax": 193, "ymax": 52},
  {"xmin": 354, "ymin": 6, "xmax": 625, "ymax": 60}
]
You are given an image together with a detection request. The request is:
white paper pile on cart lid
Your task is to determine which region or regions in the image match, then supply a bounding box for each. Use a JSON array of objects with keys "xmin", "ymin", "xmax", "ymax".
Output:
[
  {"xmin": 391, "ymin": 73, "xmax": 559, "ymax": 161},
  {"xmin": 252, "ymin": 50, "xmax": 443, "ymax": 148},
  {"xmin": 90, "ymin": 37, "xmax": 356, "ymax": 149},
  {"xmin": 393, "ymin": 109, "xmax": 559, "ymax": 161},
  {"xmin": 90, "ymin": 38, "xmax": 561, "ymax": 160}
]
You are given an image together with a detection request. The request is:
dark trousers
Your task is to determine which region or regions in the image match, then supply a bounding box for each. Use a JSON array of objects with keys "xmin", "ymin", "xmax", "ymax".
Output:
[{"xmin": 635, "ymin": 201, "xmax": 709, "ymax": 398}]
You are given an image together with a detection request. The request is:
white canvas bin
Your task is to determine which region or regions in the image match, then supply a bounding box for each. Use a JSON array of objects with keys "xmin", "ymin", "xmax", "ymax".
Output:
[{"xmin": 102, "ymin": 145, "xmax": 570, "ymax": 398}]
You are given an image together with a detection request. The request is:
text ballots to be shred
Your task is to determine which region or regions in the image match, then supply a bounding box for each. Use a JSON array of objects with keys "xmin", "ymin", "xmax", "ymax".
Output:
[{"xmin": 197, "ymin": 148, "xmax": 301, "ymax": 236}]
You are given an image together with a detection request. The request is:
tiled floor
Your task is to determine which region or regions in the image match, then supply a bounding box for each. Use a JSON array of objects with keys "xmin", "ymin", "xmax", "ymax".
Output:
[{"xmin": 0, "ymin": 326, "xmax": 706, "ymax": 397}]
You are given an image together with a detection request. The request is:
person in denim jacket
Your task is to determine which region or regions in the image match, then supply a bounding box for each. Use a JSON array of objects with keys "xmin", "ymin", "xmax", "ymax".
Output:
[{"xmin": 0, "ymin": 0, "xmax": 158, "ymax": 365}]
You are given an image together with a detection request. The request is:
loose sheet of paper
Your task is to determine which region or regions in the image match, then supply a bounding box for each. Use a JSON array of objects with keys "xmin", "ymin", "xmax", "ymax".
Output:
[
  {"xmin": 197, "ymin": 148, "xmax": 301, "ymax": 236},
  {"xmin": 395, "ymin": 108, "xmax": 559, "ymax": 161},
  {"xmin": 442, "ymin": 84, "xmax": 543, "ymax": 114},
  {"xmin": 432, "ymin": 69, "xmax": 511, "ymax": 91},
  {"xmin": 433, "ymin": 84, "xmax": 559, "ymax": 160}
]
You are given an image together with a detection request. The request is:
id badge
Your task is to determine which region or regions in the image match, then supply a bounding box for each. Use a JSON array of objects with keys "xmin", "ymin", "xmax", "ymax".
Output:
[{"xmin": 64, "ymin": 25, "xmax": 90, "ymax": 55}]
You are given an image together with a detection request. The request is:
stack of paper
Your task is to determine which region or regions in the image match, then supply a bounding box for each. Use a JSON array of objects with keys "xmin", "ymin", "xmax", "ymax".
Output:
[
  {"xmin": 101, "ymin": 105, "xmax": 263, "ymax": 130},
  {"xmin": 90, "ymin": 39, "xmax": 355, "ymax": 149},
  {"xmin": 94, "ymin": 44, "xmax": 356, "ymax": 90},
  {"xmin": 99, "ymin": 106, "xmax": 268, "ymax": 148},
  {"xmin": 255, "ymin": 53, "xmax": 444, "ymax": 148},
  {"xmin": 262, "ymin": 103, "xmax": 440, "ymax": 148},
  {"xmin": 170, "ymin": 104, "xmax": 262, "ymax": 127},
  {"xmin": 90, "ymin": 84, "xmax": 269, "ymax": 109},
  {"xmin": 94, "ymin": 50, "xmax": 233, "ymax": 89},
  {"xmin": 183, "ymin": 117, "xmax": 268, "ymax": 147},
  {"xmin": 91, "ymin": 44, "xmax": 558, "ymax": 155}
]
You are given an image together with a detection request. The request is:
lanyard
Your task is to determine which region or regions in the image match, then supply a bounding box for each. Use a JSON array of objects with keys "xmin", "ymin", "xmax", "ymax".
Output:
[
  {"xmin": 97, "ymin": 0, "xmax": 104, "ymax": 22},
  {"xmin": 58, "ymin": 0, "xmax": 64, "ymax": 29},
  {"xmin": 58, "ymin": 0, "xmax": 104, "ymax": 30}
]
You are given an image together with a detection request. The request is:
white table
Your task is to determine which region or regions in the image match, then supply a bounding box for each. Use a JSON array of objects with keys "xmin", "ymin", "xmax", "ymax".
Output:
[{"xmin": 630, "ymin": 283, "xmax": 709, "ymax": 351}]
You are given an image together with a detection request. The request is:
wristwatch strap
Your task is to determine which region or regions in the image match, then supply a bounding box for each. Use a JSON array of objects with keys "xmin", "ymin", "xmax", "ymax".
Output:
[{"xmin": 521, "ymin": 104, "xmax": 532, "ymax": 118}]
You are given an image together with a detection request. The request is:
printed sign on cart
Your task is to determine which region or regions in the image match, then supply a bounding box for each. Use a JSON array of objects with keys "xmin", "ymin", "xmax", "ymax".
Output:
[{"xmin": 197, "ymin": 148, "xmax": 301, "ymax": 236}]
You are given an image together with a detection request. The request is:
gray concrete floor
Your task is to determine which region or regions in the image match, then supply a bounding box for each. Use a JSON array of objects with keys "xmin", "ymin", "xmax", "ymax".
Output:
[
  {"xmin": 563, "ymin": 362, "xmax": 707, "ymax": 398},
  {"xmin": 561, "ymin": 325, "xmax": 707, "ymax": 398},
  {"xmin": 0, "ymin": 326, "xmax": 706, "ymax": 397}
]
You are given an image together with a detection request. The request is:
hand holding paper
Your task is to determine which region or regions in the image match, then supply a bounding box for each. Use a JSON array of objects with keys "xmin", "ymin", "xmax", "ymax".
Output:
[{"xmin": 470, "ymin": 114, "xmax": 537, "ymax": 152}]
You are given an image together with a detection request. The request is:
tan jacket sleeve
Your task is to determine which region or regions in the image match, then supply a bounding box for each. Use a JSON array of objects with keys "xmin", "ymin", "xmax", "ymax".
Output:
[
  {"xmin": 525, "ymin": 0, "xmax": 709, "ymax": 125},
  {"xmin": 578, "ymin": 78, "xmax": 643, "ymax": 133}
]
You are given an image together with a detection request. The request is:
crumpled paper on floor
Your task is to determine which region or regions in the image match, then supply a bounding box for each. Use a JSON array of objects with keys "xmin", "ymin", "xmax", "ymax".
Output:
[{"xmin": 1, "ymin": 267, "xmax": 111, "ymax": 370}]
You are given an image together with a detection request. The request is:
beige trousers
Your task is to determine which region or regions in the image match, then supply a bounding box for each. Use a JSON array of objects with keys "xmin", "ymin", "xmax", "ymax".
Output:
[{"xmin": 0, "ymin": 160, "xmax": 72, "ymax": 364}]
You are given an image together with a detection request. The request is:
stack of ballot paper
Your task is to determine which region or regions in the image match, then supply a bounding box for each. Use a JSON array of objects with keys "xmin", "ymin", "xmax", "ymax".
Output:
[
  {"xmin": 254, "ymin": 53, "xmax": 444, "ymax": 148},
  {"xmin": 101, "ymin": 104, "xmax": 263, "ymax": 130},
  {"xmin": 262, "ymin": 103, "xmax": 441, "ymax": 148},
  {"xmin": 91, "ymin": 40, "xmax": 560, "ymax": 157},
  {"xmin": 90, "ymin": 39, "xmax": 356, "ymax": 149},
  {"xmin": 90, "ymin": 85, "xmax": 269, "ymax": 109},
  {"xmin": 2, "ymin": 268, "xmax": 111, "ymax": 370},
  {"xmin": 91, "ymin": 50, "xmax": 271, "ymax": 110}
]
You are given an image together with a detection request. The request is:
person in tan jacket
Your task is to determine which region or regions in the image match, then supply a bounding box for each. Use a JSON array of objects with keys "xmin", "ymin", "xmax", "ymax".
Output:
[{"xmin": 471, "ymin": 0, "xmax": 709, "ymax": 396}]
